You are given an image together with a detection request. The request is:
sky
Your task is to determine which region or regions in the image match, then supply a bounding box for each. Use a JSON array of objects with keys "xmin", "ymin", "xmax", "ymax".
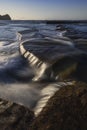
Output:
[{"xmin": 0, "ymin": 0, "xmax": 87, "ymax": 20}]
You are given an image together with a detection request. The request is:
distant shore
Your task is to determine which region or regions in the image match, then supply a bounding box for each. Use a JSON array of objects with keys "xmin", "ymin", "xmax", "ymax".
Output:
[
  {"xmin": 46, "ymin": 20, "xmax": 87, "ymax": 24},
  {"xmin": 0, "ymin": 14, "xmax": 11, "ymax": 20}
]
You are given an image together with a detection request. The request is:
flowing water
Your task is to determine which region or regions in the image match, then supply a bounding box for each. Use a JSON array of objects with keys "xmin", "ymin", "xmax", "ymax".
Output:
[{"xmin": 0, "ymin": 20, "xmax": 87, "ymax": 115}]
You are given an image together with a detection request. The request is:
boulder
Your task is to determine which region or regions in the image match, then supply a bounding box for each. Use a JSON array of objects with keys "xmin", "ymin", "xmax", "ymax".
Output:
[
  {"xmin": 0, "ymin": 98, "xmax": 34, "ymax": 130},
  {"xmin": 30, "ymin": 82, "xmax": 87, "ymax": 130}
]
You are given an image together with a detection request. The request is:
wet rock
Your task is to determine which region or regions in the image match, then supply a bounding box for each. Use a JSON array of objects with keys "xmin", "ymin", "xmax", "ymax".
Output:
[
  {"xmin": 74, "ymin": 54, "xmax": 87, "ymax": 83},
  {"xmin": 74, "ymin": 39, "xmax": 87, "ymax": 52},
  {"xmin": 0, "ymin": 98, "xmax": 34, "ymax": 130},
  {"xmin": 20, "ymin": 39, "xmax": 87, "ymax": 81},
  {"xmin": 30, "ymin": 82, "xmax": 87, "ymax": 130},
  {"xmin": 20, "ymin": 38, "xmax": 87, "ymax": 82},
  {"xmin": 50, "ymin": 52, "xmax": 87, "ymax": 83},
  {"xmin": 52, "ymin": 56, "xmax": 77, "ymax": 80}
]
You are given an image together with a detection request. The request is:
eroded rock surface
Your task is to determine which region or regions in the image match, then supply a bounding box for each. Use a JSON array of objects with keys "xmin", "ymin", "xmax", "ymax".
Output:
[
  {"xmin": 0, "ymin": 98, "xmax": 34, "ymax": 130},
  {"xmin": 30, "ymin": 82, "xmax": 87, "ymax": 130}
]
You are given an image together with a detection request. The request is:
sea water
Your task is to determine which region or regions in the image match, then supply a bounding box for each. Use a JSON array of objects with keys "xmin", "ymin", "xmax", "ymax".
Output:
[{"xmin": 0, "ymin": 20, "xmax": 87, "ymax": 115}]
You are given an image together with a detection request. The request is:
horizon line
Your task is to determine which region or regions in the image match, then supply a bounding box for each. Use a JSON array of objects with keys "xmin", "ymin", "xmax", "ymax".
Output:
[{"xmin": 11, "ymin": 19, "xmax": 87, "ymax": 21}]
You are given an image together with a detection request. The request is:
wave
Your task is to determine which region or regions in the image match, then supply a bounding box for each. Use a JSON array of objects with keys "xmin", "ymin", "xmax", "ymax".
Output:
[{"xmin": 20, "ymin": 39, "xmax": 50, "ymax": 81}]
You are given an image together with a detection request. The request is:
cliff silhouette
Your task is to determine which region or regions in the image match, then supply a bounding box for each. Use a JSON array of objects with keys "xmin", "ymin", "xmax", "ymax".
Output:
[{"xmin": 0, "ymin": 14, "xmax": 11, "ymax": 20}]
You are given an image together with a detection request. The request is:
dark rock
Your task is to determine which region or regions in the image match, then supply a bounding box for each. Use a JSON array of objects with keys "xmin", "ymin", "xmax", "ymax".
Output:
[
  {"xmin": 75, "ymin": 39, "xmax": 87, "ymax": 52},
  {"xmin": 74, "ymin": 55, "xmax": 87, "ymax": 83},
  {"xmin": 0, "ymin": 98, "xmax": 34, "ymax": 130},
  {"xmin": 30, "ymin": 82, "xmax": 87, "ymax": 130},
  {"xmin": 52, "ymin": 56, "xmax": 77, "ymax": 80},
  {"xmin": 20, "ymin": 39, "xmax": 86, "ymax": 81},
  {"xmin": 20, "ymin": 39, "xmax": 87, "ymax": 82},
  {"xmin": 0, "ymin": 14, "xmax": 11, "ymax": 20},
  {"xmin": 52, "ymin": 53, "xmax": 87, "ymax": 82}
]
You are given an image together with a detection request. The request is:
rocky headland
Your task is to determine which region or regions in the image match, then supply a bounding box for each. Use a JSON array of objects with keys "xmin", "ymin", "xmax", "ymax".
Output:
[{"xmin": 0, "ymin": 14, "xmax": 11, "ymax": 20}]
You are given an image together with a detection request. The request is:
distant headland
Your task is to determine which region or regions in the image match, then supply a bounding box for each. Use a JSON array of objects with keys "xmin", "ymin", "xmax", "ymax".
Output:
[{"xmin": 0, "ymin": 14, "xmax": 11, "ymax": 20}]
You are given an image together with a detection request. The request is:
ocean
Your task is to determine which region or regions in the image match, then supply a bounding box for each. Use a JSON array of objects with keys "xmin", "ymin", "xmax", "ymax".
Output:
[{"xmin": 0, "ymin": 20, "xmax": 87, "ymax": 115}]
